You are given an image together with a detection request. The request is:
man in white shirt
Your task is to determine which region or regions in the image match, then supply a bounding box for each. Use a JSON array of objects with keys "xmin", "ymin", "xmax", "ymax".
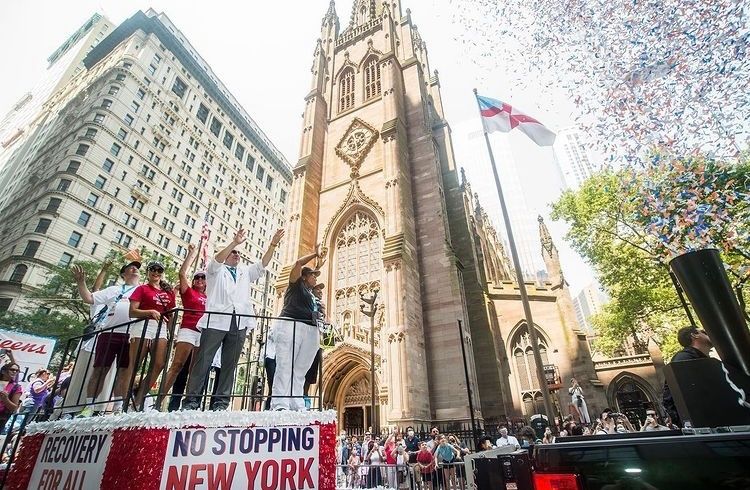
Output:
[
  {"xmin": 495, "ymin": 427, "xmax": 520, "ymax": 450},
  {"xmin": 72, "ymin": 260, "xmax": 141, "ymax": 415},
  {"xmin": 182, "ymin": 227, "xmax": 283, "ymax": 411}
]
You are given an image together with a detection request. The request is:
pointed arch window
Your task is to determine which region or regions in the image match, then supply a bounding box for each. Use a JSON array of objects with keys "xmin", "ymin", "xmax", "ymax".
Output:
[
  {"xmin": 364, "ymin": 57, "xmax": 381, "ymax": 100},
  {"xmin": 339, "ymin": 68, "xmax": 355, "ymax": 113},
  {"xmin": 511, "ymin": 324, "xmax": 549, "ymax": 415},
  {"xmin": 333, "ymin": 211, "xmax": 381, "ymax": 340}
]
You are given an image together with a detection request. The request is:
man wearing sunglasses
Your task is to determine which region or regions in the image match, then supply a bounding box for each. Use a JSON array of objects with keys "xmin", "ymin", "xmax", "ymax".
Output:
[{"xmin": 182, "ymin": 227, "xmax": 284, "ymax": 411}]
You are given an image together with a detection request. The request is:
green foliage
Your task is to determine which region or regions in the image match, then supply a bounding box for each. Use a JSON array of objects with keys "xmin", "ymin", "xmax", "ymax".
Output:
[
  {"xmin": 0, "ymin": 311, "xmax": 79, "ymax": 369},
  {"xmin": 551, "ymin": 155, "xmax": 750, "ymax": 360}
]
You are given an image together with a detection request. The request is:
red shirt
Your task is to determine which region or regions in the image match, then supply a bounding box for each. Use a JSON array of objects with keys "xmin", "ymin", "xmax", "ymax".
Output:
[
  {"xmin": 130, "ymin": 284, "xmax": 176, "ymax": 315},
  {"xmin": 416, "ymin": 449, "xmax": 435, "ymax": 474},
  {"xmin": 180, "ymin": 287, "xmax": 207, "ymax": 331}
]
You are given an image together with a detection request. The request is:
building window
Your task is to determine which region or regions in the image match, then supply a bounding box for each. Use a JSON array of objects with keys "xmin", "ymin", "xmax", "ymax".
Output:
[
  {"xmin": 78, "ymin": 211, "xmax": 91, "ymax": 226},
  {"xmin": 223, "ymin": 130, "xmax": 234, "ymax": 150},
  {"xmin": 110, "ymin": 142, "xmax": 121, "ymax": 156},
  {"xmin": 102, "ymin": 158, "xmax": 114, "ymax": 172},
  {"xmin": 108, "ymin": 85, "xmax": 120, "ymax": 96},
  {"xmin": 9, "ymin": 265, "xmax": 28, "ymax": 283},
  {"xmin": 210, "ymin": 117, "xmax": 222, "ymax": 137},
  {"xmin": 280, "ymin": 189, "xmax": 287, "ymax": 204},
  {"xmin": 94, "ymin": 175, "xmax": 107, "ymax": 189},
  {"xmin": 233, "ymin": 144, "xmax": 245, "ymax": 162},
  {"xmin": 364, "ymin": 56, "xmax": 381, "ymax": 100},
  {"xmin": 137, "ymin": 88, "xmax": 146, "ymax": 100},
  {"xmin": 101, "ymin": 99, "xmax": 112, "ymax": 109},
  {"xmin": 117, "ymin": 128, "xmax": 128, "ymax": 140},
  {"xmin": 131, "ymin": 101, "xmax": 140, "ymax": 113},
  {"xmin": 67, "ymin": 161, "xmax": 81, "ymax": 173},
  {"xmin": 246, "ymin": 155, "xmax": 255, "ymax": 171},
  {"xmin": 338, "ymin": 68, "xmax": 355, "ymax": 112},
  {"xmin": 172, "ymin": 77, "xmax": 187, "ymax": 98},
  {"xmin": 57, "ymin": 179, "xmax": 71, "ymax": 192},
  {"xmin": 46, "ymin": 198, "xmax": 62, "ymax": 213},
  {"xmin": 22, "ymin": 241, "xmax": 41, "ymax": 258},
  {"xmin": 266, "ymin": 175, "xmax": 274, "ymax": 191},
  {"xmin": 59, "ymin": 253, "xmax": 74, "ymax": 268},
  {"xmin": 85, "ymin": 128, "xmax": 98, "ymax": 138},
  {"xmin": 510, "ymin": 324, "xmax": 550, "ymax": 415},
  {"xmin": 115, "ymin": 73, "xmax": 126, "ymax": 82},
  {"xmin": 94, "ymin": 113, "xmax": 105, "ymax": 124},
  {"xmin": 68, "ymin": 232, "xmax": 83, "ymax": 248},
  {"xmin": 123, "ymin": 61, "xmax": 133, "ymax": 69},
  {"xmin": 75, "ymin": 144, "xmax": 90, "ymax": 156},
  {"xmin": 197, "ymin": 103, "xmax": 209, "ymax": 124},
  {"xmin": 123, "ymin": 114, "xmax": 134, "ymax": 126},
  {"xmin": 35, "ymin": 219, "xmax": 52, "ymax": 234},
  {"xmin": 87, "ymin": 193, "xmax": 99, "ymax": 207},
  {"xmin": 256, "ymin": 165, "xmax": 265, "ymax": 181},
  {"xmin": 148, "ymin": 64, "xmax": 157, "ymax": 75}
]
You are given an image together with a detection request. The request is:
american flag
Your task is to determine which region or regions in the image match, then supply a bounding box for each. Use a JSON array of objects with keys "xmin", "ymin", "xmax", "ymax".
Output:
[{"xmin": 199, "ymin": 210, "xmax": 211, "ymax": 269}]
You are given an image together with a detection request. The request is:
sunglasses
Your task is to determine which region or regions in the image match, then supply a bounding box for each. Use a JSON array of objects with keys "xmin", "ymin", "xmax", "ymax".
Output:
[
  {"xmin": 230, "ymin": 250, "xmax": 240, "ymax": 255},
  {"xmin": 7, "ymin": 368, "xmax": 19, "ymax": 372},
  {"xmin": 148, "ymin": 267, "xmax": 164, "ymax": 273},
  {"xmin": 194, "ymin": 275, "xmax": 206, "ymax": 280}
]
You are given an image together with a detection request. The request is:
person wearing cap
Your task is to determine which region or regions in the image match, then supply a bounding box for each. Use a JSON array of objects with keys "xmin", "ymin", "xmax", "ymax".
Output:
[
  {"xmin": 159, "ymin": 243, "xmax": 207, "ymax": 407},
  {"xmin": 129, "ymin": 260, "xmax": 176, "ymax": 409},
  {"xmin": 72, "ymin": 260, "xmax": 141, "ymax": 416},
  {"xmin": 182, "ymin": 227, "xmax": 285, "ymax": 411},
  {"xmin": 271, "ymin": 243, "xmax": 324, "ymax": 410}
]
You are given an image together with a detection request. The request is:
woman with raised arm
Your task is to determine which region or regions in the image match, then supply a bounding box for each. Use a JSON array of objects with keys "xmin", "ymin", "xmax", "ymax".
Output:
[
  {"xmin": 128, "ymin": 261, "xmax": 176, "ymax": 409},
  {"xmin": 270, "ymin": 243, "xmax": 324, "ymax": 410},
  {"xmin": 158, "ymin": 244, "xmax": 206, "ymax": 407}
]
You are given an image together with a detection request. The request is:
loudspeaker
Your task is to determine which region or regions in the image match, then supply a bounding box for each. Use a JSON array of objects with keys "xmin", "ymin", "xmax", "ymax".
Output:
[{"xmin": 664, "ymin": 357, "xmax": 750, "ymax": 427}]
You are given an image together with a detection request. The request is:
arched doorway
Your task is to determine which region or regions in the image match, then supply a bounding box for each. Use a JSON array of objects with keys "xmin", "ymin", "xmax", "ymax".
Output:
[
  {"xmin": 610, "ymin": 373, "xmax": 658, "ymax": 424},
  {"xmin": 322, "ymin": 344, "xmax": 380, "ymax": 436}
]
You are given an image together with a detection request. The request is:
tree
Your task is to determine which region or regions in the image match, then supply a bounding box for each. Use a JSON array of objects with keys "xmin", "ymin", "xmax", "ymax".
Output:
[
  {"xmin": 3, "ymin": 248, "xmax": 183, "ymax": 363},
  {"xmin": 0, "ymin": 311, "xmax": 80, "ymax": 369},
  {"xmin": 551, "ymin": 155, "xmax": 749, "ymax": 358}
]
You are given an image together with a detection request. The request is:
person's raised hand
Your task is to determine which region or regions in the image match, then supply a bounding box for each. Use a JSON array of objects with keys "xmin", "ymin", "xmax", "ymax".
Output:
[
  {"xmin": 233, "ymin": 228, "xmax": 247, "ymax": 245},
  {"xmin": 187, "ymin": 243, "xmax": 196, "ymax": 254},
  {"xmin": 271, "ymin": 229, "xmax": 285, "ymax": 246},
  {"xmin": 71, "ymin": 265, "xmax": 86, "ymax": 282}
]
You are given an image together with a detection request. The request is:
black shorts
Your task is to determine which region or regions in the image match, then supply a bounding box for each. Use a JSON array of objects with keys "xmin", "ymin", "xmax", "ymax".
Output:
[
  {"xmin": 93, "ymin": 333, "xmax": 130, "ymax": 368},
  {"xmin": 304, "ymin": 348, "xmax": 323, "ymax": 384}
]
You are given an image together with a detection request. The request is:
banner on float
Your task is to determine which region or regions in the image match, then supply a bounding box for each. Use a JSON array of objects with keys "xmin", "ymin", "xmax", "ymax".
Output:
[
  {"xmin": 0, "ymin": 329, "xmax": 55, "ymax": 382},
  {"xmin": 27, "ymin": 431, "xmax": 112, "ymax": 490},
  {"xmin": 160, "ymin": 426, "xmax": 320, "ymax": 490}
]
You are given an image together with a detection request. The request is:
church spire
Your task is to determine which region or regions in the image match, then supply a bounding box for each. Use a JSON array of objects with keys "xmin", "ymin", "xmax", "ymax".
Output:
[
  {"xmin": 538, "ymin": 215, "xmax": 563, "ymax": 286},
  {"xmin": 322, "ymin": 0, "xmax": 340, "ymax": 34}
]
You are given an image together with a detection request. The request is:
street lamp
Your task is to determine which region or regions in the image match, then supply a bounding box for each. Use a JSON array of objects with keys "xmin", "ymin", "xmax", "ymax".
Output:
[{"xmin": 360, "ymin": 288, "xmax": 379, "ymax": 435}]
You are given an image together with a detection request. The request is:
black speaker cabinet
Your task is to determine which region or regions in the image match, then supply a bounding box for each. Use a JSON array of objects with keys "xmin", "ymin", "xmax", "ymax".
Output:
[{"xmin": 664, "ymin": 357, "xmax": 750, "ymax": 427}]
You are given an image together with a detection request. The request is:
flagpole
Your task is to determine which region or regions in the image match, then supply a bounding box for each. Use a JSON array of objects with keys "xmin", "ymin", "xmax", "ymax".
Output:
[{"xmin": 473, "ymin": 88, "xmax": 556, "ymax": 426}]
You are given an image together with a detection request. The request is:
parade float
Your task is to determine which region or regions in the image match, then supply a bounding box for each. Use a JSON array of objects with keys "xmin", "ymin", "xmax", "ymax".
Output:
[{"xmin": 6, "ymin": 410, "xmax": 337, "ymax": 490}]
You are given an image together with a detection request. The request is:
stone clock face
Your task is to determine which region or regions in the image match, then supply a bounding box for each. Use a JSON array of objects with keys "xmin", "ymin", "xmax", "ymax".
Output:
[
  {"xmin": 345, "ymin": 128, "xmax": 370, "ymax": 155},
  {"xmin": 335, "ymin": 118, "xmax": 379, "ymax": 175}
]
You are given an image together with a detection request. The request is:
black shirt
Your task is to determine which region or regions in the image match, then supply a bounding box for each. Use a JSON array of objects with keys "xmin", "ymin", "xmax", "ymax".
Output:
[
  {"xmin": 662, "ymin": 346, "xmax": 709, "ymax": 425},
  {"xmin": 279, "ymin": 278, "xmax": 317, "ymax": 326}
]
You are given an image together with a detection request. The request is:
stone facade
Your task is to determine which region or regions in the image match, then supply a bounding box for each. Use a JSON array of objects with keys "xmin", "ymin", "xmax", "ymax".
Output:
[{"xmin": 279, "ymin": 0, "xmax": 661, "ymax": 430}]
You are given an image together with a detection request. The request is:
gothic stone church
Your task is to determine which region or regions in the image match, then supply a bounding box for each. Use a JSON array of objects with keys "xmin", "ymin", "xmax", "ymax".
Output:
[{"xmin": 275, "ymin": 0, "xmax": 650, "ymax": 431}]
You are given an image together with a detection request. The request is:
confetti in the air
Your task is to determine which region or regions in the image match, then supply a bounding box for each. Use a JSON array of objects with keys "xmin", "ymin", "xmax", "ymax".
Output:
[{"xmin": 449, "ymin": 0, "xmax": 750, "ymax": 163}]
